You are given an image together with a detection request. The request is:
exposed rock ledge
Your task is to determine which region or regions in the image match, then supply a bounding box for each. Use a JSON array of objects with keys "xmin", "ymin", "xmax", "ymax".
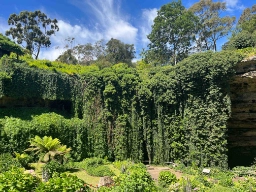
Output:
[{"xmin": 228, "ymin": 55, "xmax": 256, "ymax": 167}]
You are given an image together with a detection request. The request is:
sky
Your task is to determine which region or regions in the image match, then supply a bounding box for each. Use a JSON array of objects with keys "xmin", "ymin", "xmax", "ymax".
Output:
[{"xmin": 0, "ymin": 0, "xmax": 254, "ymax": 61}]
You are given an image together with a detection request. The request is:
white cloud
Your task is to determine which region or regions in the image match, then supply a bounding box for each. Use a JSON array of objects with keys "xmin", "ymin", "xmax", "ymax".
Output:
[
  {"xmin": 39, "ymin": 19, "xmax": 103, "ymax": 60},
  {"xmin": 73, "ymin": 0, "xmax": 138, "ymax": 45},
  {"xmin": 223, "ymin": 0, "xmax": 245, "ymax": 11},
  {"xmin": 224, "ymin": 0, "xmax": 238, "ymax": 8},
  {"xmin": 39, "ymin": 0, "xmax": 139, "ymax": 60},
  {"xmin": 139, "ymin": 8, "xmax": 157, "ymax": 47}
]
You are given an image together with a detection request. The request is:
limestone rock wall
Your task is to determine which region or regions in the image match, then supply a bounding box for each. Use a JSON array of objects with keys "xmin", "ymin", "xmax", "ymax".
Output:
[{"xmin": 228, "ymin": 56, "xmax": 256, "ymax": 167}]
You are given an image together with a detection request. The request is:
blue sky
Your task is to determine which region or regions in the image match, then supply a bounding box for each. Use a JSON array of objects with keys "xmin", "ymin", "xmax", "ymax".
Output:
[{"xmin": 0, "ymin": 0, "xmax": 254, "ymax": 61}]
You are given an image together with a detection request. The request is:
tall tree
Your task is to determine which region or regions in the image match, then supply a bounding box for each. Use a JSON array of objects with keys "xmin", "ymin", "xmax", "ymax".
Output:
[
  {"xmin": 72, "ymin": 43, "xmax": 95, "ymax": 65},
  {"xmin": 189, "ymin": 0, "xmax": 235, "ymax": 52},
  {"xmin": 6, "ymin": 10, "xmax": 59, "ymax": 59},
  {"xmin": 106, "ymin": 38, "xmax": 135, "ymax": 65},
  {"xmin": 238, "ymin": 5, "xmax": 256, "ymax": 34},
  {"xmin": 147, "ymin": 0, "xmax": 199, "ymax": 65}
]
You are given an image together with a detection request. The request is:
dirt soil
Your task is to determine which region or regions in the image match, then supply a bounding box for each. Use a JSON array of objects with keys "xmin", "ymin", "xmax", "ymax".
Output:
[{"xmin": 146, "ymin": 166, "xmax": 183, "ymax": 182}]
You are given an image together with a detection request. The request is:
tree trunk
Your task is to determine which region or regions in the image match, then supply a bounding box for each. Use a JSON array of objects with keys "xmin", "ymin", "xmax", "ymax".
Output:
[{"xmin": 35, "ymin": 45, "xmax": 41, "ymax": 60}]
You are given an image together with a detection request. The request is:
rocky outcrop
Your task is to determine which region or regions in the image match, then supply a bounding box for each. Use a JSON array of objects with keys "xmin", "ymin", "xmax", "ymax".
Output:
[{"xmin": 228, "ymin": 56, "xmax": 256, "ymax": 167}]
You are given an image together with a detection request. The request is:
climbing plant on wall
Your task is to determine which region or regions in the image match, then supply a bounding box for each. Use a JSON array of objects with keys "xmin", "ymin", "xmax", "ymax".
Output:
[{"xmin": 0, "ymin": 51, "xmax": 244, "ymax": 167}]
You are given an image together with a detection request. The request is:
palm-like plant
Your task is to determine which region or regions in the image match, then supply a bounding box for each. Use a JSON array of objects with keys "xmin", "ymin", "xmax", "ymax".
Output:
[{"xmin": 25, "ymin": 136, "xmax": 71, "ymax": 163}]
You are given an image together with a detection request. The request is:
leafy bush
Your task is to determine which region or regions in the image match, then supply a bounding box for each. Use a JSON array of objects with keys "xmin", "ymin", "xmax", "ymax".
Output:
[
  {"xmin": 158, "ymin": 170, "xmax": 177, "ymax": 188},
  {"xmin": 82, "ymin": 157, "xmax": 106, "ymax": 167},
  {"xmin": 232, "ymin": 166, "xmax": 256, "ymax": 177},
  {"xmin": 0, "ymin": 153, "xmax": 22, "ymax": 172},
  {"xmin": 0, "ymin": 167, "xmax": 40, "ymax": 191},
  {"xmin": 42, "ymin": 160, "xmax": 66, "ymax": 179},
  {"xmin": 86, "ymin": 165, "xmax": 115, "ymax": 177},
  {"xmin": 113, "ymin": 164, "xmax": 157, "ymax": 192},
  {"xmin": 228, "ymin": 31, "xmax": 256, "ymax": 50},
  {"xmin": 210, "ymin": 168, "xmax": 234, "ymax": 187},
  {"xmin": 75, "ymin": 158, "xmax": 114, "ymax": 177},
  {"xmin": 113, "ymin": 160, "xmax": 134, "ymax": 172},
  {"xmin": 14, "ymin": 152, "xmax": 32, "ymax": 168},
  {"xmin": 35, "ymin": 173, "xmax": 91, "ymax": 192},
  {"xmin": 233, "ymin": 176, "xmax": 256, "ymax": 191}
]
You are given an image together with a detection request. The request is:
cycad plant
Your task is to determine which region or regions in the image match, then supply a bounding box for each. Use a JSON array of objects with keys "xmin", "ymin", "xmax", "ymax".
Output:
[{"xmin": 25, "ymin": 136, "xmax": 71, "ymax": 163}]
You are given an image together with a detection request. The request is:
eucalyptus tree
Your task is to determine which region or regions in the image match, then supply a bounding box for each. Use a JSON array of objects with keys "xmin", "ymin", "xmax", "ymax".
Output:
[
  {"xmin": 106, "ymin": 38, "xmax": 135, "ymax": 65},
  {"xmin": 6, "ymin": 10, "xmax": 59, "ymax": 59},
  {"xmin": 189, "ymin": 0, "xmax": 235, "ymax": 52},
  {"xmin": 238, "ymin": 4, "xmax": 256, "ymax": 34},
  {"xmin": 147, "ymin": 0, "xmax": 199, "ymax": 65}
]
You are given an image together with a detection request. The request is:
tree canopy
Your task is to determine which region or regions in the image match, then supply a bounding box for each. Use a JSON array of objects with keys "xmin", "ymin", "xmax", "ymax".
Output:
[
  {"xmin": 6, "ymin": 10, "xmax": 59, "ymax": 59},
  {"xmin": 189, "ymin": 0, "xmax": 235, "ymax": 52},
  {"xmin": 147, "ymin": 0, "xmax": 199, "ymax": 65}
]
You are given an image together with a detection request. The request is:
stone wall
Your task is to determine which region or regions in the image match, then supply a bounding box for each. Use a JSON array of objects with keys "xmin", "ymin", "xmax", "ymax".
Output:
[{"xmin": 228, "ymin": 56, "xmax": 256, "ymax": 167}]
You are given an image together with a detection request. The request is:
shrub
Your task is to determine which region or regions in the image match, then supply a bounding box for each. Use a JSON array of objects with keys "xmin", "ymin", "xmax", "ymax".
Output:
[
  {"xmin": 113, "ymin": 165, "xmax": 157, "ymax": 192},
  {"xmin": 233, "ymin": 176, "xmax": 256, "ymax": 191},
  {"xmin": 82, "ymin": 157, "xmax": 106, "ymax": 167},
  {"xmin": 158, "ymin": 170, "xmax": 177, "ymax": 188},
  {"xmin": 86, "ymin": 165, "xmax": 115, "ymax": 177},
  {"xmin": 14, "ymin": 152, "xmax": 32, "ymax": 168},
  {"xmin": 35, "ymin": 173, "xmax": 91, "ymax": 192},
  {"xmin": 0, "ymin": 153, "xmax": 22, "ymax": 172},
  {"xmin": 0, "ymin": 167, "xmax": 40, "ymax": 191},
  {"xmin": 42, "ymin": 160, "xmax": 66, "ymax": 179},
  {"xmin": 113, "ymin": 160, "xmax": 133, "ymax": 172}
]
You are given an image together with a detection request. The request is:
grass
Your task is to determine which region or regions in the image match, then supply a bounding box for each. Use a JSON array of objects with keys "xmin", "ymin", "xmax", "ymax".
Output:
[
  {"xmin": 68, "ymin": 169, "xmax": 101, "ymax": 187},
  {"xmin": 29, "ymin": 161, "xmax": 120, "ymax": 187}
]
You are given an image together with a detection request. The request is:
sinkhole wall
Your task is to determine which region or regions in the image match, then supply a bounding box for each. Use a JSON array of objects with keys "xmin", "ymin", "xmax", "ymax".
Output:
[{"xmin": 228, "ymin": 56, "xmax": 256, "ymax": 167}]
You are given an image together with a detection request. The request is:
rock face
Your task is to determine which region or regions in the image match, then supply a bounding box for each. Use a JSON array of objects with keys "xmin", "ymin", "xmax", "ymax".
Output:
[
  {"xmin": 98, "ymin": 176, "xmax": 114, "ymax": 187},
  {"xmin": 228, "ymin": 56, "xmax": 256, "ymax": 168}
]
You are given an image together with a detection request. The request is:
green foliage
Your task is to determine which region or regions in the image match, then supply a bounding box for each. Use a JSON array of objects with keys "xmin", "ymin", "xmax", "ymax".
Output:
[
  {"xmin": 14, "ymin": 152, "xmax": 32, "ymax": 168},
  {"xmin": 26, "ymin": 135, "xmax": 71, "ymax": 163},
  {"xmin": 106, "ymin": 38, "xmax": 135, "ymax": 65},
  {"xmin": 0, "ymin": 153, "xmax": 22, "ymax": 172},
  {"xmin": 0, "ymin": 113, "xmax": 88, "ymax": 161},
  {"xmin": 189, "ymin": 0, "xmax": 235, "ymax": 51},
  {"xmin": 209, "ymin": 168, "xmax": 234, "ymax": 187},
  {"xmin": 86, "ymin": 165, "xmax": 115, "ymax": 177},
  {"xmin": 113, "ymin": 160, "xmax": 134, "ymax": 171},
  {"xmin": 6, "ymin": 10, "xmax": 59, "ymax": 59},
  {"xmin": 0, "ymin": 49, "xmax": 245, "ymax": 167},
  {"xmin": 0, "ymin": 33, "xmax": 24, "ymax": 57},
  {"xmin": 35, "ymin": 173, "xmax": 91, "ymax": 192},
  {"xmin": 233, "ymin": 177, "xmax": 256, "ymax": 191},
  {"xmin": 147, "ymin": 0, "xmax": 199, "ymax": 65},
  {"xmin": 158, "ymin": 170, "xmax": 177, "ymax": 188},
  {"xmin": 224, "ymin": 31, "xmax": 256, "ymax": 50},
  {"xmin": 75, "ymin": 158, "xmax": 114, "ymax": 177},
  {"xmin": 112, "ymin": 164, "xmax": 157, "ymax": 192},
  {"xmin": 0, "ymin": 167, "xmax": 40, "ymax": 192},
  {"xmin": 56, "ymin": 49, "xmax": 78, "ymax": 64},
  {"xmin": 42, "ymin": 160, "xmax": 66, "ymax": 178}
]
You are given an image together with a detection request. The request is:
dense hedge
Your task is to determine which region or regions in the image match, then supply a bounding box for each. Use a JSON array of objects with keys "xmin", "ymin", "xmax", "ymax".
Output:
[
  {"xmin": 0, "ymin": 113, "xmax": 88, "ymax": 161},
  {"xmin": 0, "ymin": 51, "xmax": 243, "ymax": 167}
]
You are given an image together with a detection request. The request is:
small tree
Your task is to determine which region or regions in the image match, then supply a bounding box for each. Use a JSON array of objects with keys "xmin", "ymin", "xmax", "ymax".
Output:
[
  {"xmin": 6, "ymin": 10, "xmax": 59, "ymax": 59},
  {"xmin": 25, "ymin": 136, "xmax": 71, "ymax": 164}
]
